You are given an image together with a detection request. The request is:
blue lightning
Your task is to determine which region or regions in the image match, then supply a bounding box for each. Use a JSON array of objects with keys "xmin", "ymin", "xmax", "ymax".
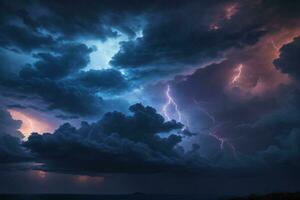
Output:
[{"xmin": 162, "ymin": 84, "xmax": 182, "ymax": 122}]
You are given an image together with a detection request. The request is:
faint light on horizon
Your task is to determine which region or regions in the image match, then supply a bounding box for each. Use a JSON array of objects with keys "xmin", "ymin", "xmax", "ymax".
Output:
[{"xmin": 75, "ymin": 175, "xmax": 104, "ymax": 183}]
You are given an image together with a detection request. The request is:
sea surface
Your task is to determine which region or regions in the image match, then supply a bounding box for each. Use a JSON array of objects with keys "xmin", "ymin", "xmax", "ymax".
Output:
[
  {"xmin": 0, "ymin": 194, "xmax": 216, "ymax": 200},
  {"xmin": 1, "ymin": 192, "xmax": 299, "ymax": 200}
]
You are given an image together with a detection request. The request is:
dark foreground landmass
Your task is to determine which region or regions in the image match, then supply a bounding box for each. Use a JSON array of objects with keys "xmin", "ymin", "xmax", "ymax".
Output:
[
  {"xmin": 230, "ymin": 192, "xmax": 300, "ymax": 200},
  {"xmin": 0, "ymin": 192, "xmax": 299, "ymax": 200}
]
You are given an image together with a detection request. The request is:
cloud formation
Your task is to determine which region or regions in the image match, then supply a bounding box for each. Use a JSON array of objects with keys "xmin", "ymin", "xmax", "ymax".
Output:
[
  {"xmin": 0, "ymin": 108, "xmax": 29, "ymax": 163},
  {"xmin": 20, "ymin": 43, "xmax": 94, "ymax": 79},
  {"xmin": 274, "ymin": 37, "xmax": 300, "ymax": 80},
  {"xmin": 0, "ymin": 108, "xmax": 23, "ymax": 138},
  {"xmin": 24, "ymin": 104, "xmax": 188, "ymax": 173},
  {"xmin": 1, "ymin": 0, "xmax": 300, "ymax": 195}
]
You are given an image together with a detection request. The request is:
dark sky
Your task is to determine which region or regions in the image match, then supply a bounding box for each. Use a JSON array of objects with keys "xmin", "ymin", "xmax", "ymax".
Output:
[{"xmin": 1, "ymin": 0, "xmax": 300, "ymax": 197}]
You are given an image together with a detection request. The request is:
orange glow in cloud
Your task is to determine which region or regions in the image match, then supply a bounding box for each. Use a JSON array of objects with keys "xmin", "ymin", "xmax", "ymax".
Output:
[
  {"xmin": 225, "ymin": 27, "xmax": 300, "ymax": 96},
  {"xmin": 269, "ymin": 29, "xmax": 300, "ymax": 59},
  {"xmin": 271, "ymin": 40, "xmax": 280, "ymax": 51},
  {"xmin": 208, "ymin": 3, "xmax": 239, "ymax": 31},
  {"xmin": 35, "ymin": 170, "xmax": 47, "ymax": 178},
  {"xmin": 224, "ymin": 3, "xmax": 239, "ymax": 20},
  {"xmin": 8, "ymin": 109, "xmax": 53, "ymax": 138}
]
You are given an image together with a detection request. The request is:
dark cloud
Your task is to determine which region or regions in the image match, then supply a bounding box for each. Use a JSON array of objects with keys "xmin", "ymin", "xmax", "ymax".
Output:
[
  {"xmin": 0, "ymin": 0, "xmax": 300, "ymax": 195},
  {"xmin": 0, "ymin": 25, "xmax": 55, "ymax": 52},
  {"xmin": 0, "ymin": 108, "xmax": 29, "ymax": 163},
  {"xmin": 274, "ymin": 37, "xmax": 300, "ymax": 80},
  {"xmin": 158, "ymin": 57, "xmax": 300, "ymax": 168},
  {"xmin": 174, "ymin": 60, "xmax": 279, "ymax": 123},
  {"xmin": 0, "ymin": 1, "xmax": 113, "ymax": 52},
  {"xmin": 24, "ymin": 104, "xmax": 189, "ymax": 173},
  {"xmin": 75, "ymin": 69, "xmax": 128, "ymax": 92},
  {"xmin": 0, "ymin": 1, "xmax": 54, "ymax": 51},
  {"xmin": 1, "ymin": 0, "xmax": 297, "ymax": 120},
  {"xmin": 20, "ymin": 43, "xmax": 94, "ymax": 79},
  {"xmin": 99, "ymin": 103, "xmax": 182, "ymax": 143},
  {"xmin": 109, "ymin": 0, "xmax": 300, "ymax": 83},
  {"xmin": 0, "ymin": 0, "xmax": 134, "ymax": 117},
  {"xmin": 258, "ymin": 0, "xmax": 300, "ymax": 25},
  {"xmin": 6, "ymin": 104, "xmax": 48, "ymax": 113},
  {"xmin": 232, "ymin": 87, "xmax": 300, "ymax": 155},
  {"xmin": 0, "ymin": 134, "xmax": 29, "ymax": 163},
  {"xmin": 0, "ymin": 108, "xmax": 23, "ymax": 138},
  {"xmin": 32, "ymin": 1, "xmax": 119, "ymax": 40},
  {"xmin": 2, "ymin": 69, "xmax": 129, "ymax": 117},
  {"xmin": 0, "ymin": 41, "xmax": 129, "ymax": 116},
  {"xmin": 55, "ymin": 114, "xmax": 79, "ymax": 120},
  {"xmin": 33, "ymin": 0, "xmax": 191, "ymax": 40},
  {"xmin": 110, "ymin": 1, "xmax": 266, "ymax": 71},
  {"xmin": 6, "ymin": 104, "xmax": 27, "ymax": 110},
  {"xmin": 0, "ymin": 0, "xmax": 154, "ymax": 44},
  {"xmin": 1, "ymin": 75, "xmax": 102, "ymax": 116},
  {"xmin": 17, "ymin": 78, "xmax": 105, "ymax": 116}
]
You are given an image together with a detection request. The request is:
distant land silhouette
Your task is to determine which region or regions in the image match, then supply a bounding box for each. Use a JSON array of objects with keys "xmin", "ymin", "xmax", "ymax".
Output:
[{"xmin": 230, "ymin": 192, "xmax": 300, "ymax": 200}]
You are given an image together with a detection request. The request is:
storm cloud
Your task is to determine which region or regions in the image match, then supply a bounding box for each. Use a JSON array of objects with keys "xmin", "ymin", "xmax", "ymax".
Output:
[
  {"xmin": 274, "ymin": 37, "xmax": 300, "ymax": 80},
  {"xmin": 0, "ymin": 108, "xmax": 29, "ymax": 163},
  {"xmin": 1, "ymin": 0, "xmax": 300, "ymax": 196},
  {"xmin": 24, "ymin": 104, "xmax": 190, "ymax": 173}
]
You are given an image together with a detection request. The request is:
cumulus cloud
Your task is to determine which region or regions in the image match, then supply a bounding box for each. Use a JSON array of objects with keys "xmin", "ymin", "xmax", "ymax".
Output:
[
  {"xmin": 75, "ymin": 69, "xmax": 128, "ymax": 92},
  {"xmin": 0, "ymin": 0, "xmax": 144, "ymax": 117},
  {"xmin": 20, "ymin": 43, "xmax": 94, "ymax": 79},
  {"xmin": 0, "ymin": 108, "xmax": 29, "ymax": 163},
  {"xmin": 24, "ymin": 104, "xmax": 189, "ymax": 173},
  {"xmin": 0, "ymin": 41, "xmax": 129, "ymax": 116},
  {"xmin": 0, "ymin": 134, "xmax": 29, "ymax": 163},
  {"xmin": 2, "ymin": 78, "xmax": 105, "ymax": 116},
  {"xmin": 0, "ymin": 108, "xmax": 23, "ymax": 138},
  {"xmin": 0, "ymin": 25, "xmax": 55, "ymax": 52},
  {"xmin": 110, "ymin": 1, "xmax": 268, "ymax": 73}
]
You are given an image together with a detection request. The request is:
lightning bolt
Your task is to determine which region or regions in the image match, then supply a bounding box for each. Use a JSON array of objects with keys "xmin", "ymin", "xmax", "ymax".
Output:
[
  {"xmin": 193, "ymin": 101, "xmax": 237, "ymax": 156},
  {"xmin": 193, "ymin": 99, "xmax": 216, "ymax": 124},
  {"xmin": 231, "ymin": 64, "xmax": 243, "ymax": 85},
  {"xmin": 209, "ymin": 125, "xmax": 236, "ymax": 156},
  {"xmin": 162, "ymin": 85, "xmax": 182, "ymax": 122},
  {"xmin": 271, "ymin": 40, "xmax": 280, "ymax": 51}
]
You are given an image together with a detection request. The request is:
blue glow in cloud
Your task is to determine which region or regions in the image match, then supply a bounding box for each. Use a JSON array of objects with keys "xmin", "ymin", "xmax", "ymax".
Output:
[{"xmin": 84, "ymin": 33, "xmax": 128, "ymax": 70}]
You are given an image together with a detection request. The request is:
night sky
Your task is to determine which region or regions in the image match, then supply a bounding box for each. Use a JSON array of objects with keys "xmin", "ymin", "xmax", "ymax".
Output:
[{"xmin": 0, "ymin": 0, "xmax": 300, "ymax": 198}]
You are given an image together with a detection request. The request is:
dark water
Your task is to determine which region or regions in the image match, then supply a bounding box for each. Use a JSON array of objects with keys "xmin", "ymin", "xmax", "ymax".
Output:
[
  {"xmin": 1, "ymin": 192, "xmax": 299, "ymax": 200},
  {"xmin": 0, "ymin": 194, "xmax": 211, "ymax": 200}
]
